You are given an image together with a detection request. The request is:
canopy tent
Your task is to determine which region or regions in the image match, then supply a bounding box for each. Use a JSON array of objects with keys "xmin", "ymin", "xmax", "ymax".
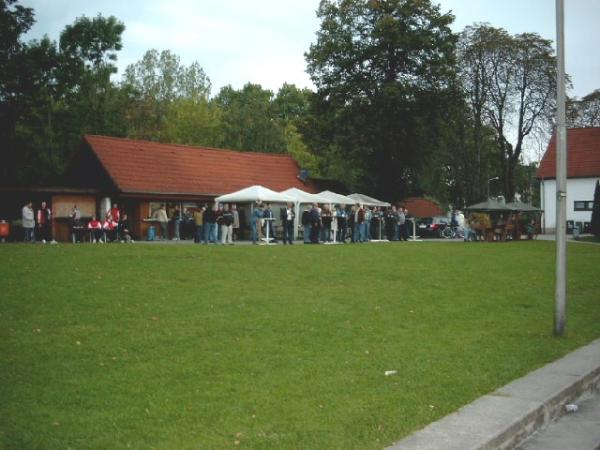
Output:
[
  {"xmin": 465, "ymin": 199, "xmax": 513, "ymax": 212},
  {"xmin": 317, "ymin": 190, "xmax": 356, "ymax": 205},
  {"xmin": 348, "ymin": 193, "xmax": 391, "ymax": 207},
  {"xmin": 215, "ymin": 185, "xmax": 294, "ymax": 204},
  {"xmin": 506, "ymin": 201, "xmax": 542, "ymax": 212},
  {"xmin": 280, "ymin": 188, "xmax": 331, "ymax": 204},
  {"xmin": 281, "ymin": 188, "xmax": 332, "ymax": 241}
]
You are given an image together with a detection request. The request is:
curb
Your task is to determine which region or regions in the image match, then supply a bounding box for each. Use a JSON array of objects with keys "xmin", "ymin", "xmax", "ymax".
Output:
[{"xmin": 386, "ymin": 338, "xmax": 600, "ymax": 450}]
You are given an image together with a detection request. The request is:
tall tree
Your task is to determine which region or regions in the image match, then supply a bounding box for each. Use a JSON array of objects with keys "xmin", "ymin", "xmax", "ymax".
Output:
[
  {"xmin": 458, "ymin": 25, "xmax": 557, "ymax": 201},
  {"xmin": 215, "ymin": 83, "xmax": 286, "ymax": 153},
  {"xmin": 568, "ymin": 89, "xmax": 600, "ymax": 128},
  {"xmin": 122, "ymin": 49, "xmax": 213, "ymax": 141},
  {"xmin": 305, "ymin": 0, "xmax": 457, "ymax": 199},
  {"xmin": 0, "ymin": 0, "xmax": 35, "ymax": 183}
]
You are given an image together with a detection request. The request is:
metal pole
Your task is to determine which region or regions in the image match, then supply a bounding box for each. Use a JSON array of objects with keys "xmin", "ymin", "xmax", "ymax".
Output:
[{"xmin": 554, "ymin": 0, "xmax": 567, "ymax": 336}]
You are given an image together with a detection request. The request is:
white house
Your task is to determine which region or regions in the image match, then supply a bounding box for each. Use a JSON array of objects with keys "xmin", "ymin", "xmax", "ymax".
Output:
[{"xmin": 537, "ymin": 127, "xmax": 600, "ymax": 233}]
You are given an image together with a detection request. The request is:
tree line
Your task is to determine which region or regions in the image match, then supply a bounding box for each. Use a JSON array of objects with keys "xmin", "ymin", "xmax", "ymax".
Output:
[{"xmin": 1, "ymin": 0, "xmax": 598, "ymax": 206}]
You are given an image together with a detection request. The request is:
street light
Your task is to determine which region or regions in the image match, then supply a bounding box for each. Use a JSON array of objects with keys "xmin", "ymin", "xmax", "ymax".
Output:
[{"xmin": 487, "ymin": 177, "xmax": 499, "ymax": 200}]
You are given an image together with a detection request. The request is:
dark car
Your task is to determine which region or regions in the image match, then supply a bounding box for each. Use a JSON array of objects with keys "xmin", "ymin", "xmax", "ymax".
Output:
[{"xmin": 417, "ymin": 216, "xmax": 449, "ymax": 237}]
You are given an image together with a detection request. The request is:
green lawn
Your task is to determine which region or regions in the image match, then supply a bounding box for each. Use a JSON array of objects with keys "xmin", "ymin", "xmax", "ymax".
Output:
[{"xmin": 1, "ymin": 241, "xmax": 599, "ymax": 450}]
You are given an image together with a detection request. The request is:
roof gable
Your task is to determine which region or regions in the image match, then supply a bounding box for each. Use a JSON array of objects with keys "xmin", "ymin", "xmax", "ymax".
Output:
[
  {"xmin": 83, "ymin": 135, "xmax": 316, "ymax": 196},
  {"xmin": 536, "ymin": 127, "xmax": 600, "ymax": 179}
]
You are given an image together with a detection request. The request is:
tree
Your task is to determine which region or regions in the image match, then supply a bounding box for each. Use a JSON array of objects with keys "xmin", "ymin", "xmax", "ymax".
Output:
[
  {"xmin": 122, "ymin": 49, "xmax": 213, "ymax": 141},
  {"xmin": 0, "ymin": 0, "xmax": 35, "ymax": 183},
  {"xmin": 592, "ymin": 180, "xmax": 600, "ymax": 237},
  {"xmin": 568, "ymin": 89, "xmax": 600, "ymax": 128},
  {"xmin": 305, "ymin": 0, "xmax": 457, "ymax": 199},
  {"xmin": 0, "ymin": 6, "xmax": 127, "ymax": 184},
  {"xmin": 215, "ymin": 83, "xmax": 286, "ymax": 153},
  {"xmin": 458, "ymin": 25, "xmax": 557, "ymax": 201}
]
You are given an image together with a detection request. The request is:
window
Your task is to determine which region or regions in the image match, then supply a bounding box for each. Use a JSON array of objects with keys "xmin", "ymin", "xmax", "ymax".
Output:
[{"xmin": 573, "ymin": 201, "xmax": 593, "ymax": 211}]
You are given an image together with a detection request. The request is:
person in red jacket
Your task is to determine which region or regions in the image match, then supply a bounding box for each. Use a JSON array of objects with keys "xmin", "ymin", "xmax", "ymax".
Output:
[
  {"xmin": 37, "ymin": 201, "xmax": 53, "ymax": 243},
  {"xmin": 87, "ymin": 216, "xmax": 103, "ymax": 243},
  {"xmin": 102, "ymin": 216, "xmax": 118, "ymax": 242},
  {"xmin": 109, "ymin": 203, "xmax": 120, "ymax": 222}
]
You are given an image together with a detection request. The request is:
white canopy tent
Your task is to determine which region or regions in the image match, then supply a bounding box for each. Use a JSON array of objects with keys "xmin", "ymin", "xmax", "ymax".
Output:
[
  {"xmin": 215, "ymin": 185, "xmax": 294, "ymax": 244},
  {"xmin": 281, "ymin": 188, "xmax": 331, "ymax": 240},
  {"xmin": 317, "ymin": 190, "xmax": 356, "ymax": 205},
  {"xmin": 348, "ymin": 193, "xmax": 391, "ymax": 207},
  {"xmin": 281, "ymin": 188, "xmax": 331, "ymax": 205},
  {"xmin": 215, "ymin": 185, "xmax": 294, "ymax": 204}
]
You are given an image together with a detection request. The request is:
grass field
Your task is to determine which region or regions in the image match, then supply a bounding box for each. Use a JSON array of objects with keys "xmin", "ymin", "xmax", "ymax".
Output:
[{"xmin": 1, "ymin": 241, "xmax": 599, "ymax": 449}]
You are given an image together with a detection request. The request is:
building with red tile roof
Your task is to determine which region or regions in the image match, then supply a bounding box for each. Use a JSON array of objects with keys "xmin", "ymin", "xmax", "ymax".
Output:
[
  {"xmin": 55, "ymin": 135, "xmax": 318, "ymax": 240},
  {"xmin": 68, "ymin": 135, "xmax": 316, "ymax": 197},
  {"xmin": 536, "ymin": 127, "xmax": 600, "ymax": 232}
]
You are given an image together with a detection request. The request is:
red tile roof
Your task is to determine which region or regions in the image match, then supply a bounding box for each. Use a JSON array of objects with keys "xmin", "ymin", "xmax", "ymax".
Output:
[
  {"xmin": 536, "ymin": 127, "xmax": 600, "ymax": 179},
  {"xmin": 400, "ymin": 197, "xmax": 444, "ymax": 218},
  {"xmin": 84, "ymin": 135, "xmax": 316, "ymax": 196}
]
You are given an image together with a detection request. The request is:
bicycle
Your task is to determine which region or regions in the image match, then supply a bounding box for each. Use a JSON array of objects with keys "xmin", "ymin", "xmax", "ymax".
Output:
[{"xmin": 439, "ymin": 224, "xmax": 464, "ymax": 239}]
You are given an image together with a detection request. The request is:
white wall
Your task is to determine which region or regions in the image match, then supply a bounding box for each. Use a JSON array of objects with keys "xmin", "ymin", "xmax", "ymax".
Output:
[{"xmin": 540, "ymin": 178, "xmax": 598, "ymax": 231}]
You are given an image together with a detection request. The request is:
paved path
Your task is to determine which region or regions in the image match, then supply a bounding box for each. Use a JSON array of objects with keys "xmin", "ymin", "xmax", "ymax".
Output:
[
  {"xmin": 387, "ymin": 338, "xmax": 600, "ymax": 450},
  {"xmin": 516, "ymin": 389, "xmax": 600, "ymax": 450}
]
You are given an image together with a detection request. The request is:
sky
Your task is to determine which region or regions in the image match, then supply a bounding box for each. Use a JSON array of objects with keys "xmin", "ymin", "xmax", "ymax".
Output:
[{"xmin": 19, "ymin": 0, "xmax": 600, "ymax": 99}]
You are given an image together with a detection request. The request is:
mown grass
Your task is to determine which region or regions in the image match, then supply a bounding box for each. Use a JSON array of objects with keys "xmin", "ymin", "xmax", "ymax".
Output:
[{"xmin": 1, "ymin": 241, "xmax": 599, "ymax": 449}]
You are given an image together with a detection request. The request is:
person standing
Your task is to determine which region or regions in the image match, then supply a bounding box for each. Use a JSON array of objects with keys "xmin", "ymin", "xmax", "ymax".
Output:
[
  {"xmin": 153, "ymin": 204, "xmax": 169, "ymax": 240},
  {"xmin": 309, "ymin": 203, "xmax": 321, "ymax": 244},
  {"xmin": 110, "ymin": 203, "xmax": 120, "ymax": 222},
  {"xmin": 356, "ymin": 204, "xmax": 366, "ymax": 242},
  {"xmin": 251, "ymin": 203, "xmax": 264, "ymax": 244},
  {"xmin": 321, "ymin": 204, "xmax": 333, "ymax": 242},
  {"xmin": 70, "ymin": 205, "xmax": 83, "ymax": 243},
  {"xmin": 220, "ymin": 204, "xmax": 234, "ymax": 245},
  {"xmin": 172, "ymin": 204, "xmax": 182, "ymax": 240},
  {"xmin": 203, "ymin": 204, "xmax": 217, "ymax": 244},
  {"xmin": 193, "ymin": 205, "xmax": 205, "ymax": 243},
  {"xmin": 22, "ymin": 201, "xmax": 35, "ymax": 242},
  {"xmin": 397, "ymin": 207, "xmax": 406, "ymax": 241},
  {"xmin": 232, "ymin": 204, "xmax": 240, "ymax": 241},
  {"xmin": 282, "ymin": 202, "xmax": 295, "ymax": 244},
  {"xmin": 364, "ymin": 206, "xmax": 372, "ymax": 241},
  {"xmin": 262, "ymin": 203, "xmax": 276, "ymax": 242},
  {"xmin": 386, "ymin": 206, "xmax": 399, "ymax": 241},
  {"xmin": 37, "ymin": 201, "xmax": 52, "ymax": 243},
  {"xmin": 336, "ymin": 204, "xmax": 348, "ymax": 243}
]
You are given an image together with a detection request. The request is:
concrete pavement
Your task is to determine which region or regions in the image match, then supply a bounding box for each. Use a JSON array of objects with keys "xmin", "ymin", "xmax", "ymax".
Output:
[{"xmin": 386, "ymin": 338, "xmax": 600, "ymax": 450}]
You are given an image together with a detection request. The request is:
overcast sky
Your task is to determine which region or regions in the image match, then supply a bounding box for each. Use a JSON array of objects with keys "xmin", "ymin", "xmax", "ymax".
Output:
[{"xmin": 20, "ymin": 0, "xmax": 600, "ymax": 99}]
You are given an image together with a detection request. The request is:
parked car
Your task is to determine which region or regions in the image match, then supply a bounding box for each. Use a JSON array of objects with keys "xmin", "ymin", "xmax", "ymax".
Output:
[{"xmin": 417, "ymin": 216, "xmax": 449, "ymax": 237}]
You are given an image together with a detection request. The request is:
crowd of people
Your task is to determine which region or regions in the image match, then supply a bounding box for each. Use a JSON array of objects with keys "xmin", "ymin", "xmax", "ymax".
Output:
[
  {"xmin": 20, "ymin": 199, "xmax": 416, "ymax": 244},
  {"xmin": 21, "ymin": 198, "xmax": 540, "ymax": 244}
]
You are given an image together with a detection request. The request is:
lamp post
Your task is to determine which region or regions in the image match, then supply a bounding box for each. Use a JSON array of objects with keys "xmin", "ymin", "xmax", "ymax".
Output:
[{"xmin": 487, "ymin": 177, "xmax": 499, "ymax": 200}]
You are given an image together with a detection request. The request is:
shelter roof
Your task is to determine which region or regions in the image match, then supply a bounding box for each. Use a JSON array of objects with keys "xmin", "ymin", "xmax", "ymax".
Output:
[
  {"xmin": 536, "ymin": 127, "xmax": 600, "ymax": 179},
  {"xmin": 348, "ymin": 193, "xmax": 391, "ymax": 207},
  {"xmin": 214, "ymin": 185, "xmax": 294, "ymax": 204},
  {"xmin": 466, "ymin": 199, "xmax": 513, "ymax": 212},
  {"xmin": 82, "ymin": 135, "xmax": 316, "ymax": 196}
]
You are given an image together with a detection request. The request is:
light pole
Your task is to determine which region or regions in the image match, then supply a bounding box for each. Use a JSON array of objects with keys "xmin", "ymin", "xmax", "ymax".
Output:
[
  {"xmin": 555, "ymin": 0, "xmax": 567, "ymax": 336},
  {"xmin": 487, "ymin": 177, "xmax": 499, "ymax": 200}
]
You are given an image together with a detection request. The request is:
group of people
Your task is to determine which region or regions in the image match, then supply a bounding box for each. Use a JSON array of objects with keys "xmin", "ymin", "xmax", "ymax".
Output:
[
  {"xmin": 297, "ymin": 203, "xmax": 411, "ymax": 244},
  {"xmin": 84, "ymin": 203, "xmax": 132, "ymax": 243},
  {"xmin": 147, "ymin": 203, "xmax": 241, "ymax": 244},
  {"xmin": 21, "ymin": 200, "xmax": 54, "ymax": 243},
  {"xmin": 21, "ymin": 199, "xmax": 414, "ymax": 244}
]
